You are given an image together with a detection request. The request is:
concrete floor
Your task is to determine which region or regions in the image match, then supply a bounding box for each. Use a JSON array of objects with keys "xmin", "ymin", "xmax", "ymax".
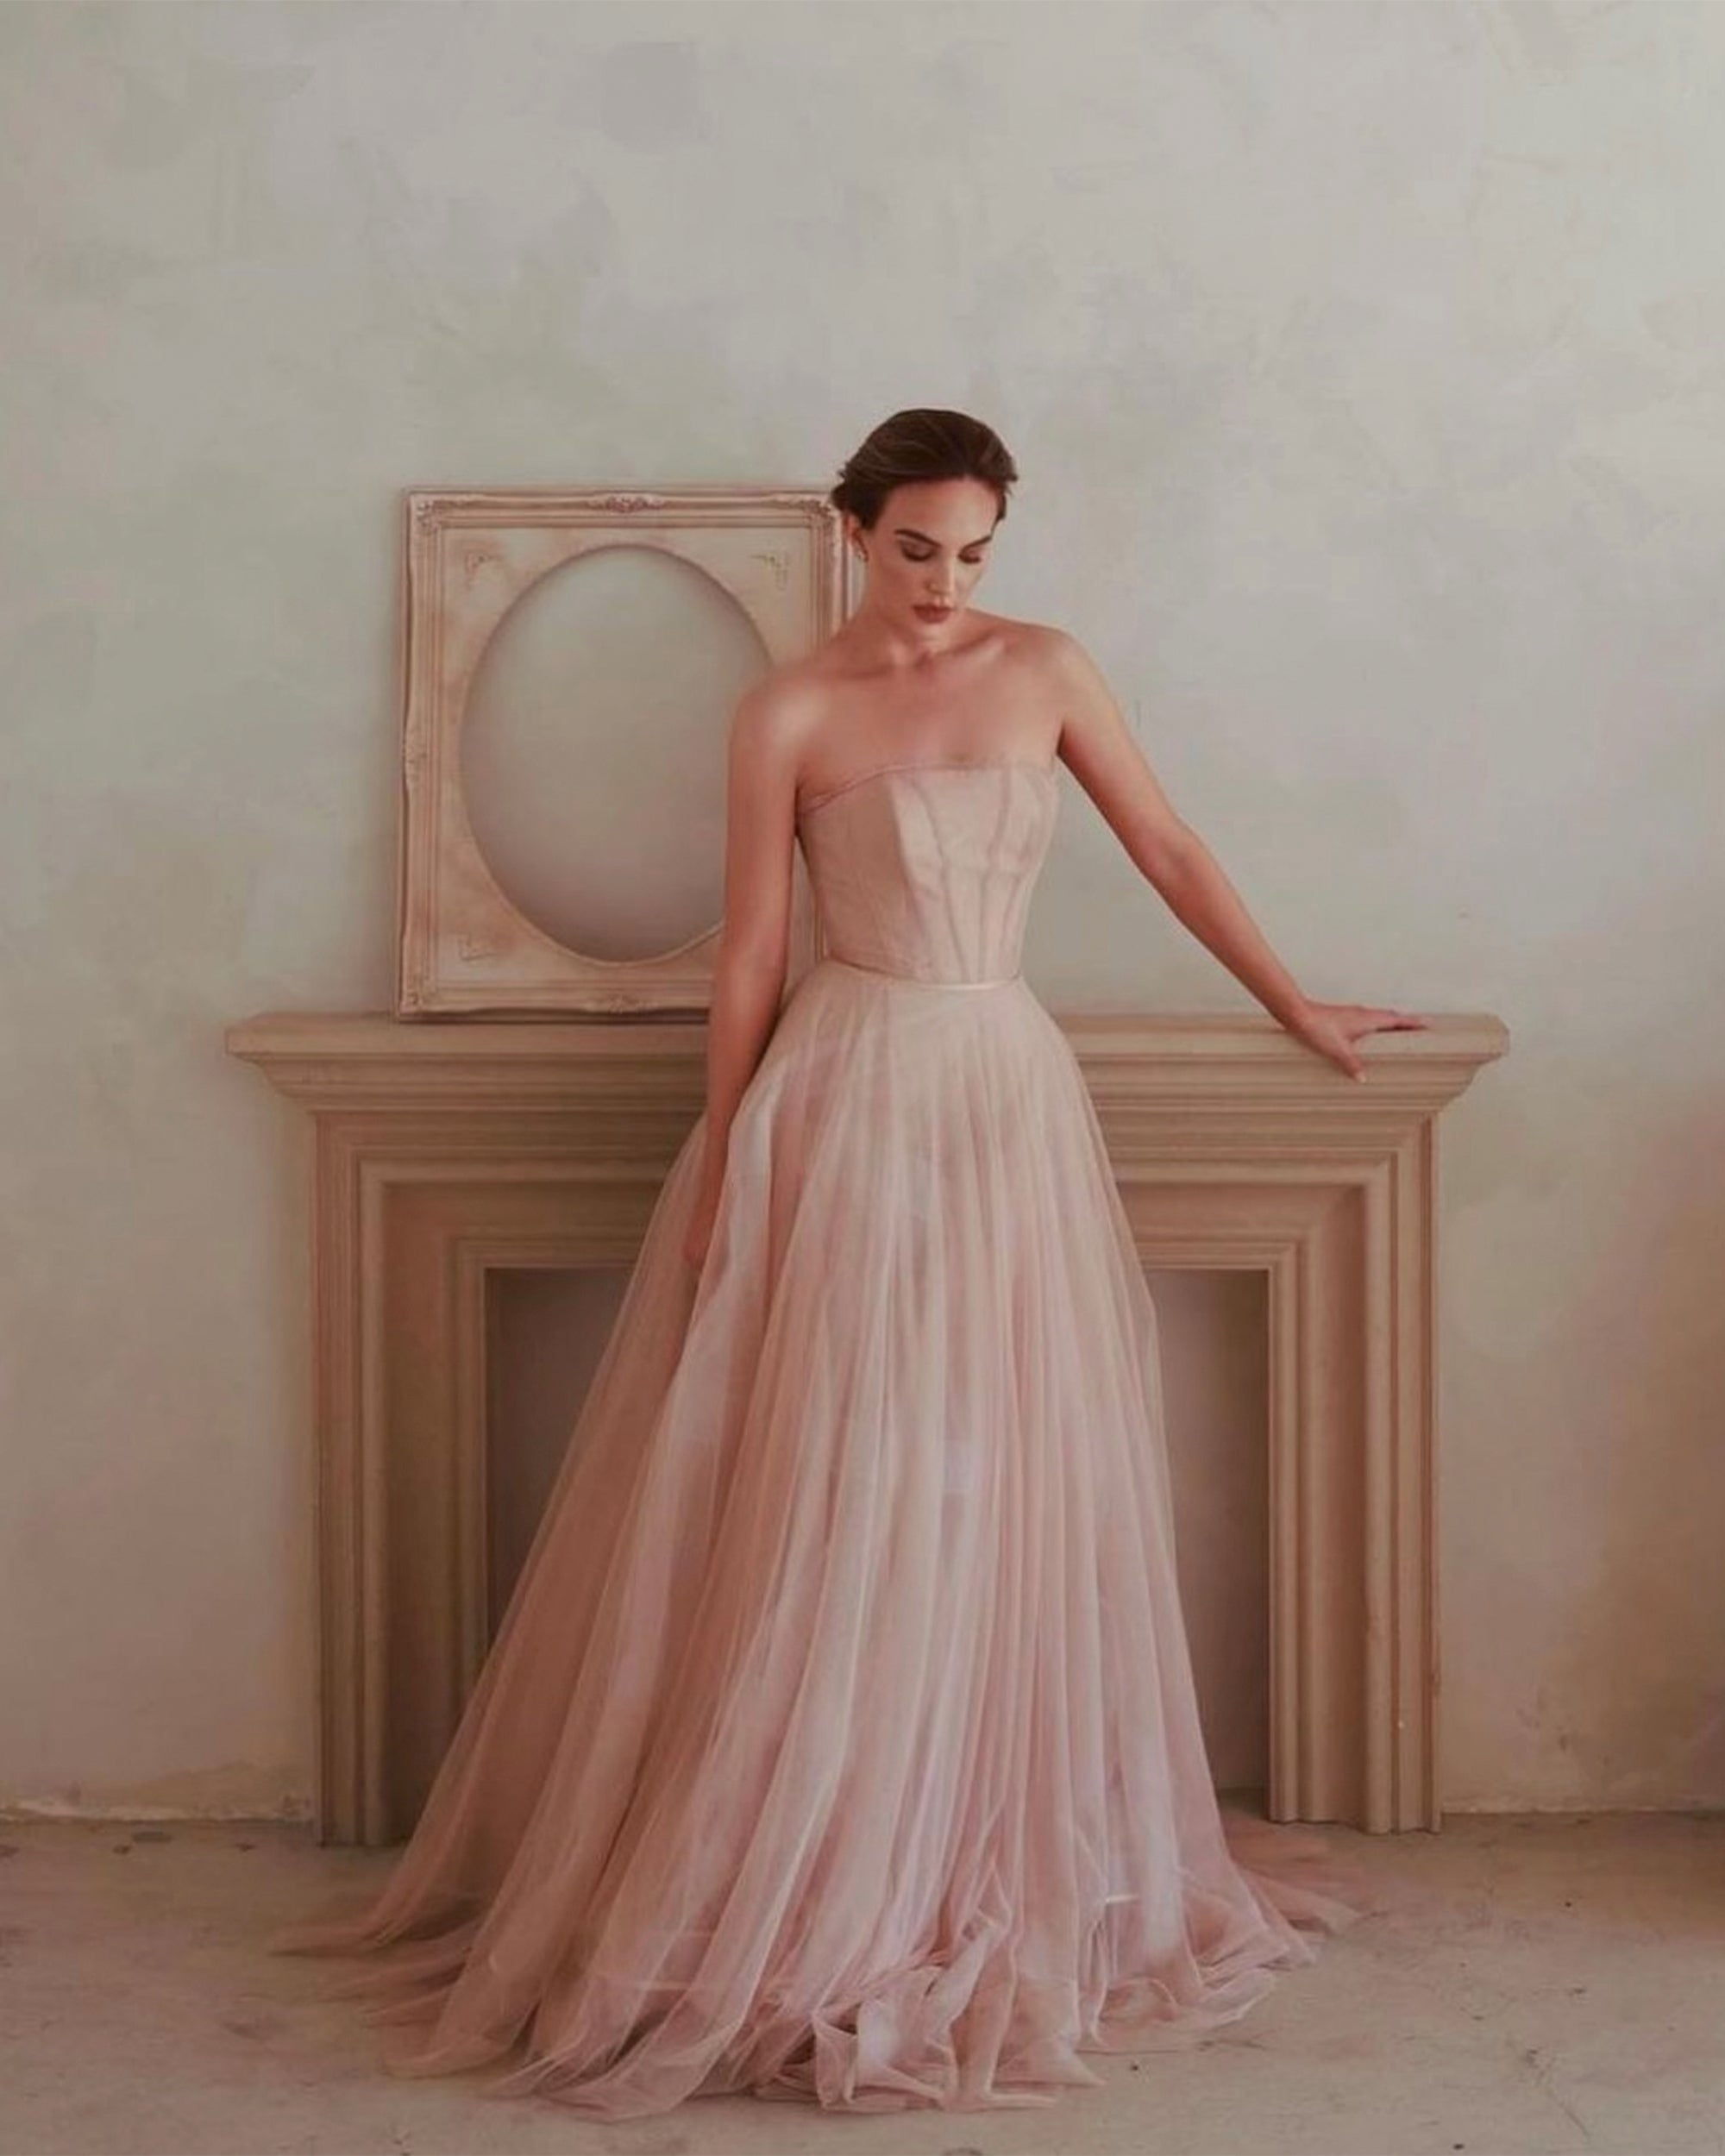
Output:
[{"xmin": 3, "ymin": 1810, "xmax": 1722, "ymax": 2156}]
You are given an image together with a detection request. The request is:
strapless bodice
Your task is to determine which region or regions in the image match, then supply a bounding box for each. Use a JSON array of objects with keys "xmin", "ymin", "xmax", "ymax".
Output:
[{"xmin": 794, "ymin": 759, "xmax": 1060, "ymax": 987}]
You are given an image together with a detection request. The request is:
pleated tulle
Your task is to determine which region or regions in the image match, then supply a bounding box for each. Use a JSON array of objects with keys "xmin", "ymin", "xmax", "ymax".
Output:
[{"xmin": 267, "ymin": 763, "xmax": 1371, "ymax": 2117}]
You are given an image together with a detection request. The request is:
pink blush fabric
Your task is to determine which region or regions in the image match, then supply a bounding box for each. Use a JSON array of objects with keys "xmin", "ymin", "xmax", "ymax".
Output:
[{"xmin": 267, "ymin": 761, "xmax": 1371, "ymax": 2117}]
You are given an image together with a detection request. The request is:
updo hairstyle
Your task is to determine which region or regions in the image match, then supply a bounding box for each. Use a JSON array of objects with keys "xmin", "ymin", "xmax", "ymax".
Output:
[{"xmin": 828, "ymin": 408, "xmax": 1018, "ymax": 536}]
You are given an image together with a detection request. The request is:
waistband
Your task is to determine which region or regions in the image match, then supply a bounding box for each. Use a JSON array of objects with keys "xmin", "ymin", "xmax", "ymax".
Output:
[{"xmin": 821, "ymin": 955, "xmax": 1023, "ymax": 991}]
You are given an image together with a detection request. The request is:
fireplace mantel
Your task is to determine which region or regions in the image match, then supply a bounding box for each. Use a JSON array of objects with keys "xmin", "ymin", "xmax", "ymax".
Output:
[{"xmin": 229, "ymin": 1006, "xmax": 1507, "ymax": 1843}]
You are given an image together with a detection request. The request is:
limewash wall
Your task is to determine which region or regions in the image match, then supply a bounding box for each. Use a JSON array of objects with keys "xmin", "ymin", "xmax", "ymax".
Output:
[{"xmin": 3, "ymin": 2, "xmax": 1722, "ymax": 1820}]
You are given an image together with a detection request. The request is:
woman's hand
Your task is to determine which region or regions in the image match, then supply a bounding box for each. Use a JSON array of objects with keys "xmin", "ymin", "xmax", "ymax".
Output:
[
  {"xmin": 681, "ymin": 1177, "xmax": 722, "ymax": 1274},
  {"xmin": 1284, "ymin": 997, "xmax": 1432, "ymax": 1081}
]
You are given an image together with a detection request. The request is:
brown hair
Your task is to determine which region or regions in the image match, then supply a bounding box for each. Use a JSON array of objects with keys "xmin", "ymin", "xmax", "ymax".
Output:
[{"xmin": 829, "ymin": 407, "xmax": 1018, "ymax": 532}]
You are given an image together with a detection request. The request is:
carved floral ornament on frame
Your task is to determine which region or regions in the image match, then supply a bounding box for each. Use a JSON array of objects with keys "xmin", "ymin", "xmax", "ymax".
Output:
[{"xmin": 395, "ymin": 486, "xmax": 848, "ymax": 1019}]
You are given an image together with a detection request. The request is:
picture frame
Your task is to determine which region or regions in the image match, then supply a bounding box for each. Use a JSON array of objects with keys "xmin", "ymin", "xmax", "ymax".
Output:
[{"xmin": 395, "ymin": 485, "xmax": 849, "ymax": 1018}]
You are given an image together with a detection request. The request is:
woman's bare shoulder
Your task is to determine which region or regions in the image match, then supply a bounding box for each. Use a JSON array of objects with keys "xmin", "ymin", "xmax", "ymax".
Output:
[
  {"xmin": 735, "ymin": 647, "xmax": 845, "ymax": 713},
  {"xmin": 732, "ymin": 611, "xmax": 1063, "ymax": 759},
  {"xmin": 1002, "ymin": 612, "xmax": 1077, "ymax": 663},
  {"xmin": 981, "ymin": 613, "xmax": 1083, "ymax": 711},
  {"xmin": 723, "ymin": 663, "xmax": 831, "ymax": 804},
  {"xmin": 760, "ymin": 638, "xmax": 868, "ymax": 705}
]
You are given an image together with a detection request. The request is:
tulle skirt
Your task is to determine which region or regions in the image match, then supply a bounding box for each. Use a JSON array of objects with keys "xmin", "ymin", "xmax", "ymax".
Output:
[{"xmin": 268, "ymin": 956, "xmax": 1371, "ymax": 2115}]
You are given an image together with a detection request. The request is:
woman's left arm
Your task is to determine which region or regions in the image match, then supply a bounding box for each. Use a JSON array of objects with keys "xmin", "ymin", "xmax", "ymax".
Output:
[{"xmin": 1039, "ymin": 627, "xmax": 1430, "ymax": 1079}]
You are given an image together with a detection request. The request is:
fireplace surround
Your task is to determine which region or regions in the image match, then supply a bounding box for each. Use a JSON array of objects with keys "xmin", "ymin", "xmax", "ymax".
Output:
[{"xmin": 229, "ymin": 1006, "xmax": 1505, "ymax": 1844}]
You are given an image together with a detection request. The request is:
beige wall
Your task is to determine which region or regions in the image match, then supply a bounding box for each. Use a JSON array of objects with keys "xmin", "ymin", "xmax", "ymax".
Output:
[{"xmin": 3, "ymin": 2, "xmax": 1722, "ymax": 1822}]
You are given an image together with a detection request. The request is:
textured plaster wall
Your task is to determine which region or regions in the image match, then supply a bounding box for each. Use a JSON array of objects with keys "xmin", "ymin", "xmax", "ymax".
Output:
[{"xmin": 2, "ymin": 1, "xmax": 1721, "ymax": 1821}]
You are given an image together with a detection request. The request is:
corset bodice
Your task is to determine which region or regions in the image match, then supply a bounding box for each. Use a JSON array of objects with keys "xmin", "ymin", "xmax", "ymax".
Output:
[{"xmin": 794, "ymin": 759, "xmax": 1060, "ymax": 986}]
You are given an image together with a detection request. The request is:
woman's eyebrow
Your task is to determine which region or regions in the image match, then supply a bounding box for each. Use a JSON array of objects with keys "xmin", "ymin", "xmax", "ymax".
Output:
[{"xmin": 891, "ymin": 527, "xmax": 993, "ymax": 547}]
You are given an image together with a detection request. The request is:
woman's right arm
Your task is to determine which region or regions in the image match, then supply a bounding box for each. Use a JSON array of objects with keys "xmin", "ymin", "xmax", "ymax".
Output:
[{"xmin": 693, "ymin": 680, "xmax": 806, "ymax": 1201}]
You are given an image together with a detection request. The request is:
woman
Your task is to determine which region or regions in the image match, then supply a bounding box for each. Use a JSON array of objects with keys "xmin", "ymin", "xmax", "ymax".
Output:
[{"xmin": 271, "ymin": 408, "xmax": 1423, "ymax": 2119}]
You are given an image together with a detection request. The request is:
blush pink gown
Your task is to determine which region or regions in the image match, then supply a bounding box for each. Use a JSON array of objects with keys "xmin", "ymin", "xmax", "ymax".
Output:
[{"xmin": 268, "ymin": 758, "xmax": 1367, "ymax": 2117}]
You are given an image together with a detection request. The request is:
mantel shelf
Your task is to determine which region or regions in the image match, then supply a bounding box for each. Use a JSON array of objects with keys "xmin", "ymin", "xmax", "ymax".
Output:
[{"xmin": 229, "ymin": 1007, "xmax": 1507, "ymax": 1117}]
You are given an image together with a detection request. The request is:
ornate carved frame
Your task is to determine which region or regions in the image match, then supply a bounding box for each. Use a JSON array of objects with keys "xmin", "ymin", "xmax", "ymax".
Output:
[{"xmin": 397, "ymin": 486, "xmax": 847, "ymax": 1017}]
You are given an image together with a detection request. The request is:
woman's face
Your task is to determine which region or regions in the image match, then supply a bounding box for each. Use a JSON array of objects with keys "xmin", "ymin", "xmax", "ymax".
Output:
[{"xmin": 847, "ymin": 478, "xmax": 998, "ymax": 637}]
